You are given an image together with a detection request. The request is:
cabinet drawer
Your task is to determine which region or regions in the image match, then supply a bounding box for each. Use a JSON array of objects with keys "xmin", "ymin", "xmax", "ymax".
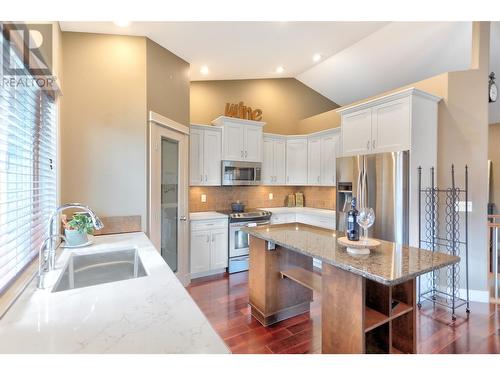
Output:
[
  {"xmin": 190, "ymin": 219, "xmax": 228, "ymax": 231},
  {"xmin": 296, "ymin": 214, "xmax": 335, "ymax": 229}
]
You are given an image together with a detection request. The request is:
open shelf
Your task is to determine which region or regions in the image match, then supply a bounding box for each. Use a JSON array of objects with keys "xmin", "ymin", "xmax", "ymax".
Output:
[
  {"xmin": 391, "ymin": 300, "xmax": 413, "ymax": 319},
  {"xmin": 364, "ymin": 307, "xmax": 390, "ymax": 332},
  {"xmin": 280, "ymin": 267, "xmax": 322, "ymax": 293}
]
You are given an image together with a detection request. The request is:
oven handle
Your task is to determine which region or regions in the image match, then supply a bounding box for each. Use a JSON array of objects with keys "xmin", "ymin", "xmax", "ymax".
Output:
[{"xmin": 230, "ymin": 220, "xmax": 270, "ymax": 228}]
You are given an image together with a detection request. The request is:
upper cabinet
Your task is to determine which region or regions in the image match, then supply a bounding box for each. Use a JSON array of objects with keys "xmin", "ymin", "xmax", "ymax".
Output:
[
  {"xmin": 189, "ymin": 124, "xmax": 222, "ymax": 186},
  {"xmin": 286, "ymin": 137, "xmax": 308, "ymax": 185},
  {"xmin": 338, "ymin": 88, "xmax": 440, "ymax": 157},
  {"xmin": 263, "ymin": 134, "xmax": 286, "ymax": 185},
  {"xmin": 212, "ymin": 116, "xmax": 265, "ymax": 162}
]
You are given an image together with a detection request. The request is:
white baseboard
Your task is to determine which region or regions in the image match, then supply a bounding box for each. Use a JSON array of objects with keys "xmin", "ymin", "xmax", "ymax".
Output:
[{"xmin": 458, "ymin": 288, "xmax": 489, "ymax": 303}]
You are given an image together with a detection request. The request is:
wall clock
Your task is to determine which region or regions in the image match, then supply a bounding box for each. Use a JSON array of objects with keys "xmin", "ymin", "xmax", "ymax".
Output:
[{"xmin": 489, "ymin": 72, "xmax": 497, "ymax": 103}]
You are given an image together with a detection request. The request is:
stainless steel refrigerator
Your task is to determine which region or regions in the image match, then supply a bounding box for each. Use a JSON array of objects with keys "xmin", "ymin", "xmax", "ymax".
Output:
[{"xmin": 336, "ymin": 151, "xmax": 409, "ymax": 245}]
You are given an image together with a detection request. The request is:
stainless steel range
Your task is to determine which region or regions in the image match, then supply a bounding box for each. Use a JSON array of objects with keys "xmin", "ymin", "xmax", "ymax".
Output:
[{"xmin": 223, "ymin": 209, "xmax": 272, "ymax": 273}]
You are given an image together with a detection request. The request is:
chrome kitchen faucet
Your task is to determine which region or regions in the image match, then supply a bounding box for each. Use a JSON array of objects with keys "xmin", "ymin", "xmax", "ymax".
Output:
[{"xmin": 37, "ymin": 203, "xmax": 104, "ymax": 289}]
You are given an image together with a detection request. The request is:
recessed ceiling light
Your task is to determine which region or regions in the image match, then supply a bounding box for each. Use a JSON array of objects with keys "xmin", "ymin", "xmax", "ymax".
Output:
[
  {"xmin": 113, "ymin": 21, "xmax": 130, "ymax": 27},
  {"xmin": 313, "ymin": 53, "xmax": 322, "ymax": 62},
  {"xmin": 200, "ymin": 66, "xmax": 209, "ymax": 75},
  {"xmin": 275, "ymin": 66, "xmax": 285, "ymax": 74}
]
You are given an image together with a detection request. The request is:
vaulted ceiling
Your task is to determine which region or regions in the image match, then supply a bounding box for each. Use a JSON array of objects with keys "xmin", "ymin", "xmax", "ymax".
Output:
[{"xmin": 60, "ymin": 21, "xmax": 473, "ymax": 106}]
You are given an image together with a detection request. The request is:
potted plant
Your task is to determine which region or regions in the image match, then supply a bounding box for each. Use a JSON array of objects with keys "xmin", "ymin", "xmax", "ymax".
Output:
[{"xmin": 62, "ymin": 213, "xmax": 94, "ymax": 247}]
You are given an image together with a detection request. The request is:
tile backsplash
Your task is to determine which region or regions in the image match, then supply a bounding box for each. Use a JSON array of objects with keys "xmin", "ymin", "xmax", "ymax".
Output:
[{"xmin": 189, "ymin": 186, "xmax": 336, "ymax": 212}]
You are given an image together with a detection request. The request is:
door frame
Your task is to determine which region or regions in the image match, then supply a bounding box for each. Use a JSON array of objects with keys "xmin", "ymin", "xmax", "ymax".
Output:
[{"xmin": 148, "ymin": 111, "xmax": 190, "ymax": 286}]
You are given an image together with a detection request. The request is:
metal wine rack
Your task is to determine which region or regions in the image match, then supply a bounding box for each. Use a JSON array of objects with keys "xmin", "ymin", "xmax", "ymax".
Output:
[{"xmin": 417, "ymin": 165, "xmax": 470, "ymax": 321}]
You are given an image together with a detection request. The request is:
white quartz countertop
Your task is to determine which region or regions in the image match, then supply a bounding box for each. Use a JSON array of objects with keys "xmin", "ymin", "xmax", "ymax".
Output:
[
  {"xmin": 260, "ymin": 207, "xmax": 335, "ymax": 217},
  {"xmin": 0, "ymin": 232, "xmax": 230, "ymax": 354},
  {"xmin": 189, "ymin": 211, "xmax": 228, "ymax": 221}
]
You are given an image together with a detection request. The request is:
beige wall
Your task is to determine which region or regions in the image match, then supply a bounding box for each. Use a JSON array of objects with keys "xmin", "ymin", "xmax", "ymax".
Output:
[
  {"xmin": 61, "ymin": 33, "xmax": 191, "ymax": 231},
  {"xmin": 61, "ymin": 33, "xmax": 149, "ymax": 227},
  {"xmin": 146, "ymin": 39, "xmax": 190, "ymax": 125},
  {"xmin": 190, "ymin": 78, "xmax": 338, "ymax": 134},
  {"xmin": 489, "ymin": 123, "xmax": 500, "ymax": 210}
]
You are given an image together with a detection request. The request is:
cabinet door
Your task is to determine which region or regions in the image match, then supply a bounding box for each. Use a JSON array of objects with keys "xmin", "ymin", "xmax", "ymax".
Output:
[
  {"xmin": 341, "ymin": 109, "xmax": 372, "ymax": 156},
  {"xmin": 262, "ymin": 137, "xmax": 275, "ymax": 184},
  {"xmin": 286, "ymin": 138, "xmax": 308, "ymax": 185},
  {"xmin": 223, "ymin": 124, "xmax": 245, "ymax": 161},
  {"xmin": 372, "ymin": 97, "xmax": 410, "ymax": 153},
  {"xmin": 244, "ymin": 126, "xmax": 262, "ymax": 162},
  {"xmin": 210, "ymin": 228, "xmax": 228, "ymax": 270},
  {"xmin": 274, "ymin": 139, "xmax": 286, "ymax": 185},
  {"xmin": 320, "ymin": 135, "xmax": 337, "ymax": 186},
  {"xmin": 190, "ymin": 230, "xmax": 211, "ymax": 274},
  {"xmin": 307, "ymin": 138, "xmax": 321, "ymax": 185},
  {"xmin": 203, "ymin": 129, "xmax": 222, "ymax": 185},
  {"xmin": 189, "ymin": 128, "xmax": 204, "ymax": 186}
]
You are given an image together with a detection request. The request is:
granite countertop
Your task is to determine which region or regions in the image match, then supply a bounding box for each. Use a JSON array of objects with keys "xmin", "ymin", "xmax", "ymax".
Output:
[
  {"xmin": 242, "ymin": 223, "xmax": 459, "ymax": 286},
  {"xmin": 0, "ymin": 233, "xmax": 230, "ymax": 354},
  {"xmin": 189, "ymin": 211, "xmax": 229, "ymax": 221}
]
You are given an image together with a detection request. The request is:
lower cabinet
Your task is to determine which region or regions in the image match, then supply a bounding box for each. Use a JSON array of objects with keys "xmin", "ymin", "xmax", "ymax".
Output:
[{"xmin": 190, "ymin": 219, "xmax": 228, "ymax": 278}]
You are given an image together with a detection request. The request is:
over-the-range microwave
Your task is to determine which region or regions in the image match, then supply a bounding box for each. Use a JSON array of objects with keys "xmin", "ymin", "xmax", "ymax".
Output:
[{"xmin": 221, "ymin": 160, "xmax": 262, "ymax": 186}]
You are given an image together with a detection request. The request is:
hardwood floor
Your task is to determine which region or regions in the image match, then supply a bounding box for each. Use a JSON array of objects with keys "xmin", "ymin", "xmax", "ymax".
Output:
[{"xmin": 186, "ymin": 271, "xmax": 500, "ymax": 354}]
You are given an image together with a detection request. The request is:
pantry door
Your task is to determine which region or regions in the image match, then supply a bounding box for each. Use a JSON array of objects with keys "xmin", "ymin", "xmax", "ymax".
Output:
[{"xmin": 149, "ymin": 112, "xmax": 189, "ymax": 286}]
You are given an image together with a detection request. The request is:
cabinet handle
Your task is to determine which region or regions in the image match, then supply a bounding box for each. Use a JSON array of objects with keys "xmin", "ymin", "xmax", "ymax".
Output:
[
  {"xmin": 205, "ymin": 174, "xmax": 208, "ymax": 182},
  {"xmin": 367, "ymin": 140, "xmax": 370, "ymax": 150},
  {"xmin": 241, "ymin": 150, "xmax": 244, "ymax": 157},
  {"xmin": 372, "ymin": 140, "xmax": 376, "ymax": 149},
  {"xmin": 211, "ymin": 234, "xmax": 215, "ymax": 243},
  {"xmin": 245, "ymin": 150, "xmax": 248, "ymax": 158},
  {"xmin": 206, "ymin": 235, "xmax": 210, "ymax": 243}
]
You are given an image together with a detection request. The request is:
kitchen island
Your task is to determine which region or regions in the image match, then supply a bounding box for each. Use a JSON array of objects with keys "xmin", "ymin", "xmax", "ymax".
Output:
[
  {"xmin": 0, "ymin": 232, "xmax": 230, "ymax": 354},
  {"xmin": 242, "ymin": 223, "xmax": 459, "ymax": 354}
]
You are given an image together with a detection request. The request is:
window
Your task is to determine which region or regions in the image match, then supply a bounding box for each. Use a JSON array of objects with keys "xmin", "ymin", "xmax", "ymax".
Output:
[{"xmin": 0, "ymin": 32, "xmax": 57, "ymax": 293}]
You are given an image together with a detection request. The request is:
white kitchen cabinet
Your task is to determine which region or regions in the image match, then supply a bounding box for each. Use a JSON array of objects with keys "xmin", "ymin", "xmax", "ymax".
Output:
[
  {"xmin": 210, "ymin": 228, "xmax": 228, "ymax": 270},
  {"xmin": 286, "ymin": 137, "xmax": 308, "ymax": 185},
  {"xmin": 307, "ymin": 137, "xmax": 321, "ymax": 185},
  {"xmin": 244, "ymin": 126, "xmax": 262, "ymax": 162},
  {"xmin": 320, "ymin": 134, "xmax": 337, "ymax": 186},
  {"xmin": 189, "ymin": 125, "xmax": 222, "ymax": 186},
  {"xmin": 189, "ymin": 128, "xmax": 204, "ymax": 185},
  {"xmin": 212, "ymin": 116, "xmax": 265, "ymax": 162},
  {"xmin": 190, "ymin": 229, "xmax": 211, "ymax": 274},
  {"xmin": 263, "ymin": 134, "xmax": 286, "ymax": 185},
  {"xmin": 190, "ymin": 217, "xmax": 228, "ymax": 278},
  {"xmin": 372, "ymin": 97, "xmax": 410, "ymax": 153},
  {"xmin": 223, "ymin": 122, "xmax": 245, "ymax": 160},
  {"xmin": 339, "ymin": 88, "xmax": 440, "ymax": 157},
  {"xmin": 341, "ymin": 108, "xmax": 373, "ymax": 156}
]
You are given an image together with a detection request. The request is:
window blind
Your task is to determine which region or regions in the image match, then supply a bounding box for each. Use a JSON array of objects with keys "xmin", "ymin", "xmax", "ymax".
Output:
[{"xmin": 0, "ymin": 34, "xmax": 57, "ymax": 293}]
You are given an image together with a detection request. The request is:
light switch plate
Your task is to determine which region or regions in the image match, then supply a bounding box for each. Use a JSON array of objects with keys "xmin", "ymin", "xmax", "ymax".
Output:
[
  {"xmin": 201, "ymin": 194, "xmax": 207, "ymax": 203},
  {"xmin": 457, "ymin": 201, "xmax": 472, "ymax": 212},
  {"xmin": 268, "ymin": 193, "xmax": 273, "ymax": 200}
]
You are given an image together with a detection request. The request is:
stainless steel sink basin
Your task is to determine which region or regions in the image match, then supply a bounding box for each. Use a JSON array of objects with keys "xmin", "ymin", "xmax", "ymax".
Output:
[{"xmin": 52, "ymin": 248, "xmax": 147, "ymax": 292}]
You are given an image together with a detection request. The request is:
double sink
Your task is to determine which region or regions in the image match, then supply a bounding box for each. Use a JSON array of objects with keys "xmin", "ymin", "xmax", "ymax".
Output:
[{"xmin": 52, "ymin": 248, "xmax": 147, "ymax": 293}]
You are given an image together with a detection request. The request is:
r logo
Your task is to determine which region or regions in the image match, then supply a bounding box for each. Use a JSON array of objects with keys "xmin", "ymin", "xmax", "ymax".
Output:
[{"xmin": 2, "ymin": 23, "xmax": 53, "ymax": 76}]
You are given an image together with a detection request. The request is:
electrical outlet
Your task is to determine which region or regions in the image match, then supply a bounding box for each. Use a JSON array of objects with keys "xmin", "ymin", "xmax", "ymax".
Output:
[
  {"xmin": 268, "ymin": 193, "xmax": 273, "ymax": 200},
  {"xmin": 457, "ymin": 201, "xmax": 472, "ymax": 212},
  {"xmin": 201, "ymin": 194, "xmax": 207, "ymax": 203}
]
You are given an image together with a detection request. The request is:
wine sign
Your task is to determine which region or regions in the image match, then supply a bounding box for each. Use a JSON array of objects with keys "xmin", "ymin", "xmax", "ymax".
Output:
[{"xmin": 224, "ymin": 101, "xmax": 263, "ymax": 121}]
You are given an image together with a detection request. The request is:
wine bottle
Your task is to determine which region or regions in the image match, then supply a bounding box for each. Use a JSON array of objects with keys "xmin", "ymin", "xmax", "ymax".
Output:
[{"xmin": 347, "ymin": 198, "xmax": 359, "ymax": 241}]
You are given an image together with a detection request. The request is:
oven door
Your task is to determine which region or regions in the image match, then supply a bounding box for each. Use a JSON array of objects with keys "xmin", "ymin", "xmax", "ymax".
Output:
[
  {"xmin": 222, "ymin": 161, "xmax": 261, "ymax": 186},
  {"xmin": 229, "ymin": 220, "xmax": 269, "ymax": 257}
]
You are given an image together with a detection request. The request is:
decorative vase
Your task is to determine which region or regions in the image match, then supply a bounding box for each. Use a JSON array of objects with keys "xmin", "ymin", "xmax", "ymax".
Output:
[{"xmin": 64, "ymin": 229, "xmax": 88, "ymax": 247}]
